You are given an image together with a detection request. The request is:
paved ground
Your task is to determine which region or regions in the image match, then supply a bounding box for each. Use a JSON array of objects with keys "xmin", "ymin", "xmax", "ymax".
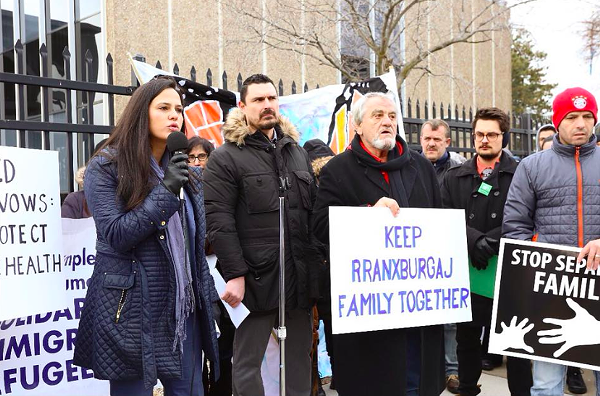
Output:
[{"xmin": 323, "ymin": 361, "xmax": 597, "ymax": 395}]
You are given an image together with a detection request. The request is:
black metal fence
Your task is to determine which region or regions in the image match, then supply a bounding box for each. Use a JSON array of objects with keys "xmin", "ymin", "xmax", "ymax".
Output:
[
  {"xmin": 0, "ymin": 42, "xmax": 542, "ymax": 195},
  {"xmin": 0, "ymin": 39, "xmax": 133, "ymax": 192},
  {"xmin": 402, "ymin": 98, "xmax": 546, "ymax": 158}
]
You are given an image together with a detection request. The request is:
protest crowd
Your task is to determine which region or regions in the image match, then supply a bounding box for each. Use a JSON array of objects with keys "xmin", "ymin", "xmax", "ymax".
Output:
[{"xmin": 37, "ymin": 66, "xmax": 600, "ymax": 396}]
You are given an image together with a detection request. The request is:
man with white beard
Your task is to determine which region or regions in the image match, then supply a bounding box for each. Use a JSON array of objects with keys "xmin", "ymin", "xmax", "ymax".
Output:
[{"xmin": 313, "ymin": 92, "xmax": 445, "ymax": 396}]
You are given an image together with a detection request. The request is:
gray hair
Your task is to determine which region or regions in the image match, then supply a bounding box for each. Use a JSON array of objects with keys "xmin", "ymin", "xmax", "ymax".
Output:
[
  {"xmin": 351, "ymin": 92, "xmax": 398, "ymax": 125},
  {"xmin": 421, "ymin": 119, "xmax": 451, "ymax": 139}
]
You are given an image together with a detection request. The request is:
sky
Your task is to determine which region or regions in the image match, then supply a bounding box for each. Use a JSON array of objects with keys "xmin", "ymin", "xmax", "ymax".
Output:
[{"xmin": 509, "ymin": 0, "xmax": 600, "ymax": 97}]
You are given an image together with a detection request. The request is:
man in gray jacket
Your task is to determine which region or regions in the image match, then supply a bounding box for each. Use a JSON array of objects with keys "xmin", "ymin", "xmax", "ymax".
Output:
[{"xmin": 503, "ymin": 87, "xmax": 600, "ymax": 396}]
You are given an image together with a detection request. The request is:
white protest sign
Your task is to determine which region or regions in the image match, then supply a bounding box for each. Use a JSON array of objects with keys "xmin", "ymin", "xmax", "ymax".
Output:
[
  {"xmin": 206, "ymin": 254, "xmax": 250, "ymax": 327},
  {"xmin": 0, "ymin": 218, "xmax": 109, "ymax": 395},
  {"xmin": 329, "ymin": 207, "xmax": 472, "ymax": 335},
  {"xmin": 0, "ymin": 146, "xmax": 65, "ymax": 320}
]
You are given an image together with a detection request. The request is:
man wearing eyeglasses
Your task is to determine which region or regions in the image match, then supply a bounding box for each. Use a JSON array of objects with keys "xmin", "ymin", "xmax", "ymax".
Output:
[
  {"xmin": 441, "ymin": 107, "xmax": 533, "ymax": 396},
  {"xmin": 504, "ymin": 88, "xmax": 600, "ymax": 396}
]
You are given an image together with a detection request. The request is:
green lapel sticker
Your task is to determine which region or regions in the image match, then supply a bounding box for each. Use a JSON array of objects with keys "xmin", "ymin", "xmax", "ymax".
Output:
[{"xmin": 478, "ymin": 182, "xmax": 493, "ymax": 196}]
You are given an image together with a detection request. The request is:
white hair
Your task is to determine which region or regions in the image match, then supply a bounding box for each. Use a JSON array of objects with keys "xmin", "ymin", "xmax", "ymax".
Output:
[{"xmin": 351, "ymin": 92, "xmax": 398, "ymax": 125}]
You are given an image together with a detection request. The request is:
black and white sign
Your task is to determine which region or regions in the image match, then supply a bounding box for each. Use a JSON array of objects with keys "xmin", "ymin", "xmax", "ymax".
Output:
[
  {"xmin": 0, "ymin": 146, "xmax": 64, "ymax": 320},
  {"xmin": 490, "ymin": 239, "xmax": 600, "ymax": 371}
]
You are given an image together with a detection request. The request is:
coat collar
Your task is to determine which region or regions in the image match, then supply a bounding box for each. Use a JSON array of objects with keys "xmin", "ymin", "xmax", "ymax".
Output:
[
  {"xmin": 222, "ymin": 107, "xmax": 300, "ymax": 147},
  {"xmin": 454, "ymin": 151, "xmax": 517, "ymax": 178},
  {"xmin": 551, "ymin": 133, "xmax": 597, "ymax": 158}
]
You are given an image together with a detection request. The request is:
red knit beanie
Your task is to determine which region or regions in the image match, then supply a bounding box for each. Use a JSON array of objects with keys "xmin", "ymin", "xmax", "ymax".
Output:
[{"xmin": 552, "ymin": 87, "xmax": 598, "ymax": 130}]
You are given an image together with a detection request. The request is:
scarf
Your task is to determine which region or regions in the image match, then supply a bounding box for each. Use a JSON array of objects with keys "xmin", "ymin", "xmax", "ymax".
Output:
[
  {"xmin": 150, "ymin": 152, "xmax": 195, "ymax": 354},
  {"xmin": 350, "ymin": 134, "xmax": 411, "ymax": 207}
]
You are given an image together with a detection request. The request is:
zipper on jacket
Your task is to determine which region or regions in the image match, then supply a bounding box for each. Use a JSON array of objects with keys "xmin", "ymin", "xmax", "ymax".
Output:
[
  {"xmin": 575, "ymin": 147, "xmax": 584, "ymax": 248},
  {"xmin": 115, "ymin": 289, "xmax": 128, "ymax": 323}
]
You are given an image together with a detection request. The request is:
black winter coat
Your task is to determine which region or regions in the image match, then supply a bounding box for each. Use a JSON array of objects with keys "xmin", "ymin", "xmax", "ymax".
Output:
[
  {"xmin": 73, "ymin": 154, "xmax": 219, "ymax": 389},
  {"xmin": 203, "ymin": 108, "xmax": 321, "ymax": 312},
  {"xmin": 440, "ymin": 152, "xmax": 517, "ymax": 321},
  {"xmin": 312, "ymin": 135, "xmax": 445, "ymax": 396}
]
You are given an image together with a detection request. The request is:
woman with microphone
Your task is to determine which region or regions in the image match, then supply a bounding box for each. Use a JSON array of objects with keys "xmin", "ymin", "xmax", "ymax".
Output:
[{"xmin": 73, "ymin": 76, "xmax": 219, "ymax": 396}]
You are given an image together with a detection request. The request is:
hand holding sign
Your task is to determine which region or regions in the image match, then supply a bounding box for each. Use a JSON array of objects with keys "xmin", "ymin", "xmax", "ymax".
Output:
[
  {"xmin": 373, "ymin": 197, "xmax": 400, "ymax": 217},
  {"xmin": 495, "ymin": 316, "xmax": 535, "ymax": 353},
  {"xmin": 538, "ymin": 298, "xmax": 600, "ymax": 357},
  {"xmin": 576, "ymin": 238, "xmax": 600, "ymax": 270}
]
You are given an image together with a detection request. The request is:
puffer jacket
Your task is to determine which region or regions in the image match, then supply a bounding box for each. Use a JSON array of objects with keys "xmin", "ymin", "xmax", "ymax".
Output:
[
  {"xmin": 203, "ymin": 108, "xmax": 322, "ymax": 313},
  {"xmin": 503, "ymin": 134, "xmax": 600, "ymax": 247},
  {"xmin": 73, "ymin": 153, "xmax": 219, "ymax": 389}
]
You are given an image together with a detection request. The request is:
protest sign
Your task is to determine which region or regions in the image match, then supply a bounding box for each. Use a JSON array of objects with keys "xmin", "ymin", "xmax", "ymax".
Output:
[
  {"xmin": 129, "ymin": 58, "xmax": 402, "ymax": 153},
  {"xmin": 490, "ymin": 239, "xmax": 600, "ymax": 371},
  {"xmin": 329, "ymin": 207, "xmax": 472, "ymax": 335},
  {"xmin": 0, "ymin": 218, "xmax": 108, "ymax": 395},
  {"xmin": 0, "ymin": 146, "xmax": 65, "ymax": 320}
]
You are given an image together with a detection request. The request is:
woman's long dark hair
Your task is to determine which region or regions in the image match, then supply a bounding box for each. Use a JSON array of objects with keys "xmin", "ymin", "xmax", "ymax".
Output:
[{"xmin": 100, "ymin": 76, "xmax": 185, "ymax": 209}]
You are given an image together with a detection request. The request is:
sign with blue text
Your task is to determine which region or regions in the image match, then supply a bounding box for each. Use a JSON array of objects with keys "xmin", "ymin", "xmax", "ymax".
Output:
[
  {"xmin": 490, "ymin": 239, "xmax": 600, "ymax": 371},
  {"xmin": 0, "ymin": 218, "xmax": 108, "ymax": 395},
  {"xmin": 0, "ymin": 146, "xmax": 64, "ymax": 320},
  {"xmin": 329, "ymin": 207, "xmax": 472, "ymax": 335}
]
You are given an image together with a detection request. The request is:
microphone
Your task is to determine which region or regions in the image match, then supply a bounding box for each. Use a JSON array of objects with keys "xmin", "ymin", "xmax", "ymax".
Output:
[{"xmin": 166, "ymin": 131, "xmax": 189, "ymax": 200}]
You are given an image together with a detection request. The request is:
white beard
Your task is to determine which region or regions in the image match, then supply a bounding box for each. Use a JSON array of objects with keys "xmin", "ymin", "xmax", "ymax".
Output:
[{"xmin": 373, "ymin": 136, "xmax": 395, "ymax": 151}]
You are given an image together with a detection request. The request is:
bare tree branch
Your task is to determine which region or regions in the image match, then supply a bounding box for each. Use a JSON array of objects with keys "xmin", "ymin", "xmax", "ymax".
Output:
[{"xmin": 229, "ymin": 0, "xmax": 538, "ymax": 90}]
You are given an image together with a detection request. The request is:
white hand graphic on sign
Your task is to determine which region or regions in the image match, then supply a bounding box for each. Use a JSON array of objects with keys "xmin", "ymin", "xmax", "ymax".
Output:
[
  {"xmin": 495, "ymin": 316, "xmax": 535, "ymax": 353},
  {"xmin": 537, "ymin": 298, "xmax": 600, "ymax": 357}
]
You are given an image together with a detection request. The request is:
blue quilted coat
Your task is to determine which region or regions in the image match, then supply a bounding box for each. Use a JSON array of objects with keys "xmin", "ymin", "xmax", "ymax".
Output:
[{"xmin": 73, "ymin": 152, "xmax": 219, "ymax": 389}]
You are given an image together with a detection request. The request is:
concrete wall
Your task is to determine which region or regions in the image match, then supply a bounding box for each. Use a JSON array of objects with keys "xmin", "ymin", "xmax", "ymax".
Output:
[
  {"xmin": 402, "ymin": 0, "xmax": 512, "ymax": 118},
  {"xmin": 105, "ymin": 0, "xmax": 339, "ymax": 119}
]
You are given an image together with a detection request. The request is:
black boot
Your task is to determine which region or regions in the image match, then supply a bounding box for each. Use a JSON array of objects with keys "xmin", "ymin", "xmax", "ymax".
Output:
[{"xmin": 566, "ymin": 366, "xmax": 587, "ymax": 394}]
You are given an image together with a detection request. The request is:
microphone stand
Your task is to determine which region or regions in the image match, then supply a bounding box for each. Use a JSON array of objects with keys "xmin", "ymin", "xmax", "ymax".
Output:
[{"xmin": 278, "ymin": 196, "xmax": 286, "ymax": 396}]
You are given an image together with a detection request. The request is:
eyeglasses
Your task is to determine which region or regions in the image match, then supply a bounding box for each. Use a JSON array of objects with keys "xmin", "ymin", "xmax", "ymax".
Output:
[
  {"xmin": 187, "ymin": 153, "xmax": 208, "ymax": 163},
  {"xmin": 473, "ymin": 132, "xmax": 504, "ymax": 142}
]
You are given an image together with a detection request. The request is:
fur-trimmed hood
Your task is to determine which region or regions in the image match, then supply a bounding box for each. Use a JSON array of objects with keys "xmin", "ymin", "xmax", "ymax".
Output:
[{"xmin": 222, "ymin": 108, "xmax": 300, "ymax": 146}]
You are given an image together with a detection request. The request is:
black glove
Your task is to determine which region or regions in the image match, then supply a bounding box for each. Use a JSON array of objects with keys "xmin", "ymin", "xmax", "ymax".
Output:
[
  {"xmin": 163, "ymin": 153, "xmax": 189, "ymax": 196},
  {"xmin": 471, "ymin": 236, "xmax": 498, "ymax": 270}
]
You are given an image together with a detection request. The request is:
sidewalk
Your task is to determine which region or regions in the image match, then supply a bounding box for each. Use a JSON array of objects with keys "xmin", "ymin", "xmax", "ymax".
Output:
[{"xmin": 323, "ymin": 362, "xmax": 597, "ymax": 395}]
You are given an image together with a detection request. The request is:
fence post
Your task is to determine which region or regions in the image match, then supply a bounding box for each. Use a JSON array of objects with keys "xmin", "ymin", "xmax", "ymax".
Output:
[
  {"xmin": 84, "ymin": 49, "xmax": 95, "ymax": 159},
  {"xmin": 207, "ymin": 68, "xmax": 212, "ymax": 86},
  {"xmin": 222, "ymin": 70, "xmax": 228, "ymax": 90},
  {"xmin": 237, "ymin": 73, "xmax": 243, "ymax": 92},
  {"xmin": 40, "ymin": 44, "xmax": 50, "ymax": 150},
  {"xmin": 107, "ymin": 53, "xmax": 115, "ymax": 126},
  {"xmin": 63, "ymin": 46, "xmax": 74, "ymax": 190},
  {"xmin": 190, "ymin": 66, "xmax": 197, "ymax": 82},
  {"xmin": 523, "ymin": 113, "xmax": 533, "ymax": 155},
  {"xmin": 15, "ymin": 39, "xmax": 25, "ymax": 148}
]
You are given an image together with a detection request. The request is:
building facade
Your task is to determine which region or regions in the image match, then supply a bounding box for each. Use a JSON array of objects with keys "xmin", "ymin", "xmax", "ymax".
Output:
[{"xmin": 0, "ymin": 0, "xmax": 512, "ymax": 193}]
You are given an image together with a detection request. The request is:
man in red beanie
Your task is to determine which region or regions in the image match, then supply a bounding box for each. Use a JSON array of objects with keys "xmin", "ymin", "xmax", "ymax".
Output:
[{"xmin": 503, "ymin": 86, "xmax": 600, "ymax": 396}]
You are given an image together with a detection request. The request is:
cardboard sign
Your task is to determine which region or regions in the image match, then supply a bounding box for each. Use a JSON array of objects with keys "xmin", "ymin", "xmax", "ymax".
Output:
[
  {"xmin": 490, "ymin": 239, "xmax": 600, "ymax": 371},
  {"xmin": 0, "ymin": 218, "xmax": 109, "ymax": 395},
  {"xmin": 329, "ymin": 207, "xmax": 472, "ymax": 335},
  {"xmin": 0, "ymin": 147, "xmax": 64, "ymax": 320}
]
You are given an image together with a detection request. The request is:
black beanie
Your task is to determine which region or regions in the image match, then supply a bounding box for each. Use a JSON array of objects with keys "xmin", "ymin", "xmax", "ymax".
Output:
[{"xmin": 303, "ymin": 139, "xmax": 335, "ymax": 162}]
